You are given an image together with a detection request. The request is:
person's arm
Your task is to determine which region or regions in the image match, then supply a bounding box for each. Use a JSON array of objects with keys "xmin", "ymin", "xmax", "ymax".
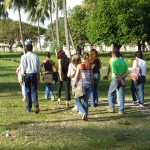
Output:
[
  {"xmin": 53, "ymin": 62, "xmax": 58, "ymax": 72},
  {"xmin": 58, "ymin": 59, "xmax": 63, "ymax": 81},
  {"xmin": 73, "ymin": 64, "xmax": 81, "ymax": 87},
  {"xmin": 106, "ymin": 59, "xmax": 112, "ymax": 78},
  {"xmin": 40, "ymin": 60, "xmax": 45, "ymax": 75},
  {"xmin": 67, "ymin": 64, "xmax": 72, "ymax": 78}
]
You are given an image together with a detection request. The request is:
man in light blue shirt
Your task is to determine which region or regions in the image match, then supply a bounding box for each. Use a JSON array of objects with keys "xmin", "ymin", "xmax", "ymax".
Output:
[{"xmin": 20, "ymin": 44, "xmax": 40, "ymax": 114}]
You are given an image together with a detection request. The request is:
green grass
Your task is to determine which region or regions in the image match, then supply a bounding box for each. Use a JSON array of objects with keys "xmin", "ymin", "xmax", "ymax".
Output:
[{"xmin": 0, "ymin": 51, "xmax": 150, "ymax": 150}]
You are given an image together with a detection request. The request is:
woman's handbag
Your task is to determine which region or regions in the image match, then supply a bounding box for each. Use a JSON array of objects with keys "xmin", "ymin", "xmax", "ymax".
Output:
[
  {"xmin": 73, "ymin": 79, "xmax": 85, "ymax": 98},
  {"xmin": 43, "ymin": 73, "xmax": 52, "ymax": 83},
  {"xmin": 73, "ymin": 86, "xmax": 85, "ymax": 98}
]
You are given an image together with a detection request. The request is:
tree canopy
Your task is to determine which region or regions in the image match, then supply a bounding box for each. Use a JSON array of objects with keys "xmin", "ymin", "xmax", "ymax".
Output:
[
  {"xmin": 86, "ymin": 0, "xmax": 150, "ymax": 48},
  {"xmin": 0, "ymin": 19, "xmax": 46, "ymax": 48}
]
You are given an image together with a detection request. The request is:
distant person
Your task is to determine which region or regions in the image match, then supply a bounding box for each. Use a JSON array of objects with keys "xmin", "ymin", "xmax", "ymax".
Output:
[
  {"xmin": 20, "ymin": 44, "xmax": 40, "ymax": 114},
  {"xmin": 107, "ymin": 50, "xmax": 129, "ymax": 115},
  {"xmin": 131, "ymin": 51, "xmax": 146, "ymax": 106},
  {"xmin": 40, "ymin": 52, "xmax": 57, "ymax": 100},
  {"xmin": 57, "ymin": 50, "xmax": 71, "ymax": 107},
  {"xmin": 16, "ymin": 64, "xmax": 26, "ymax": 101},
  {"xmin": 89, "ymin": 49, "xmax": 102, "ymax": 107},
  {"xmin": 74, "ymin": 53, "xmax": 92, "ymax": 120},
  {"xmin": 67, "ymin": 54, "xmax": 81, "ymax": 111}
]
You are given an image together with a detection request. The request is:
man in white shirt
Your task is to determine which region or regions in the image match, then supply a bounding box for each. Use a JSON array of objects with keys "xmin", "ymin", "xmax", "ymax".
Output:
[
  {"xmin": 20, "ymin": 44, "xmax": 40, "ymax": 113},
  {"xmin": 131, "ymin": 51, "xmax": 146, "ymax": 106}
]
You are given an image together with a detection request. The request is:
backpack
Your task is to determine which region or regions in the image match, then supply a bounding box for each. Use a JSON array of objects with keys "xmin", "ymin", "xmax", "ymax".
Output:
[{"xmin": 130, "ymin": 60, "xmax": 142, "ymax": 81}]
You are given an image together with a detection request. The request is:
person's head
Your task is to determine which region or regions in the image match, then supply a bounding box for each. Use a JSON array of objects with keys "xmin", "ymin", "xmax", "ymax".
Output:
[
  {"xmin": 25, "ymin": 44, "xmax": 33, "ymax": 52},
  {"xmin": 135, "ymin": 51, "xmax": 143, "ymax": 59},
  {"xmin": 89, "ymin": 49, "xmax": 98, "ymax": 63},
  {"xmin": 71, "ymin": 54, "xmax": 81, "ymax": 66},
  {"xmin": 112, "ymin": 50, "xmax": 120, "ymax": 58},
  {"xmin": 81, "ymin": 52, "xmax": 90, "ymax": 68},
  {"xmin": 57, "ymin": 50, "xmax": 67, "ymax": 59},
  {"xmin": 45, "ymin": 52, "xmax": 51, "ymax": 59}
]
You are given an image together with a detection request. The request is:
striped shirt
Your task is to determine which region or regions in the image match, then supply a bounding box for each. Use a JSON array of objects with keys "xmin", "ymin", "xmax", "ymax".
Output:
[
  {"xmin": 21, "ymin": 52, "xmax": 40, "ymax": 75},
  {"xmin": 81, "ymin": 62, "xmax": 91, "ymax": 84}
]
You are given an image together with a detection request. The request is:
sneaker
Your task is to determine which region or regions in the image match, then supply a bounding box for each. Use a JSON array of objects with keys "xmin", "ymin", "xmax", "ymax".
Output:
[
  {"xmin": 78, "ymin": 111, "xmax": 82, "ymax": 115},
  {"xmin": 133, "ymin": 101, "xmax": 139, "ymax": 104},
  {"xmin": 139, "ymin": 104, "xmax": 144, "ymax": 107},
  {"xmin": 106, "ymin": 109, "xmax": 114, "ymax": 113},
  {"xmin": 118, "ymin": 111, "xmax": 124, "ymax": 115},
  {"xmin": 71, "ymin": 106, "xmax": 78, "ymax": 111},
  {"xmin": 51, "ymin": 96, "xmax": 54, "ymax": 101}
]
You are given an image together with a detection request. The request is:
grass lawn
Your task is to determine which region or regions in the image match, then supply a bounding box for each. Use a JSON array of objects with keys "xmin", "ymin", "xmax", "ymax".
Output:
[{"xmin": 0, "ymin": 51, "xmax": 150, "ymax": 150}]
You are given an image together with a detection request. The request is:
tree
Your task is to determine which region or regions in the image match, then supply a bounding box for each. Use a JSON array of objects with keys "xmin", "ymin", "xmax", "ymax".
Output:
[
  {"xmin": 0, "ymin": 0, "xmax": 8, "ymax": 18},
  {"xmin": 0, "ymin": 19, "xmax": 46, "ymax": 51},
  {"xmin": 68, "ymin": 5, "xmax": 89, "ymax": 47},
  {"xmin": 45, "ymin": 17, "xmax": 65, "ymax": 49},
  {"xmin": 86, "ymin": 0, "xmax": 150, "ymax": 51},
  {"xmin": 25, "ymin": 0, "xmax": 49, "ymax": 54},
  {"xmin": 4, "ymin": 0, "xmax": 27, "ymax": 53}
]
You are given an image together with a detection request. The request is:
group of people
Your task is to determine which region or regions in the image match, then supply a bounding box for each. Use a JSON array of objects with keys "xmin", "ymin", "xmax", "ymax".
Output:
[{"xmin": 16, "ymin": 43, "xmax": 147, "ymax": 120}]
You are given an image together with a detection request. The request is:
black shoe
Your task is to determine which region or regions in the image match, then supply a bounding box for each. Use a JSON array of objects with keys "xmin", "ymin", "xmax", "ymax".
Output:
[{"xmin": 34, "ymin": 104, "xmax": 40, "ymax": 114}]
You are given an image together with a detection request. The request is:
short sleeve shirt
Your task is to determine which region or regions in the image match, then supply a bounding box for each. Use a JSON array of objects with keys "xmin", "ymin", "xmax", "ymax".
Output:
[{"xmin": 112, "ymin": 58, "xmax": 128, "ymax": 78}]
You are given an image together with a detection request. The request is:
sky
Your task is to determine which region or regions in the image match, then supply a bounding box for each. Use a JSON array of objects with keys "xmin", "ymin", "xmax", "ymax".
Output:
[{"xmin": 8, "ymin": 0, "xmax": 83, "ymax": 28}]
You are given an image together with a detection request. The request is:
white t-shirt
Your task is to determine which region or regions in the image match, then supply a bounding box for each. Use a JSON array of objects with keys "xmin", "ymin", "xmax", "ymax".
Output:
[
  {"xmin": 132, "ymin": 59, "xmax": 146, "ymax": 76},
  {"xmin": 68, "ymin": 63, "xmax": 77, "ymax": 80}
]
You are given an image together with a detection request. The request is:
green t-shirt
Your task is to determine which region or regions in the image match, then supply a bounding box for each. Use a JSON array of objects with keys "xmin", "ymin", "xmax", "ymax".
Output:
[{"xmin": 112, "ymin": 58, "xmax": 128, "ymax": 78}]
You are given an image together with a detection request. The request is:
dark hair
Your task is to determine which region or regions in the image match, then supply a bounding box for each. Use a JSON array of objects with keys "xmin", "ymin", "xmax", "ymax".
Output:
[
  {"xmin": 82, "ymin": 52, "xmax": 89, "ymax": 59},
  {"xmin": 45, "ymin": 52, "xmax": 51, "ymax": 58},
  {"xmin": 57, "ymin": 50, "xmax": 67, "ymax": 59},
  {"xmin": 135, "ymin": 51, "xmax": 143, "ymax": 59},
  {"xmin": 112, "ymin": 50, "xmax": 120, "ymax": 57},
  {"xmin": 25, "ymin": 44, "xmax": 33, "ymax": 51},
  {"xmin": 89, "ymin": 49, "xmax": 99, "ymax": 63}
]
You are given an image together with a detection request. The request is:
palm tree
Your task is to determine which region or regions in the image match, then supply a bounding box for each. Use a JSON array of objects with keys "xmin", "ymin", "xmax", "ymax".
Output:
[
  {"xmin": 4, "ymin": 0, "xmax": 26, "ymax": 53},
  {"xmin": 26, "ymin": 0, "xmax": 49, "ymax": 54},
  {"xmin": 54, "ymin": 0, "xmax": 60, "ymax": 50},
  {"xmin": 63, "ymin": 0, "xmax": 71, "ymax": 58},
  {"xmin": 0, "ymin": 0, "xmax": 8, "ymax": 19},
  {"xmin": 38, "ymin": 0, "xmax": 55, "ymax": 43}
]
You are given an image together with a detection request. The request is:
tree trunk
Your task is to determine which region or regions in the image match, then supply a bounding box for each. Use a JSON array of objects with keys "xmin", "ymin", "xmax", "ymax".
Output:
[
  {"xmin": 18, "ymin": 6, "xmax": 25, "ymax": 54},
  {"xmin": 37, "ymin": 18, "xmax": 42, "ymax": 54},
  {"xmin": 50, "ymin": 4, "xmax": 55, "ymax": 43},
  {"xmin": 55, "ymin": 0, "xmax": 60, "ymax": 50},
  {"xmin": 142, "ymin": 41, "xmax": 146, "ymax": 52},
  {"xmin": 137, "ymin": 41, "xmax": 141, "ymax": 51},
  {"xmin": 63, "ymin": 0, "xmax": 71, "ymax": 58},
  {"xmin": 67, "ymin": 20, "xmax": 75, "ymax": 51}
]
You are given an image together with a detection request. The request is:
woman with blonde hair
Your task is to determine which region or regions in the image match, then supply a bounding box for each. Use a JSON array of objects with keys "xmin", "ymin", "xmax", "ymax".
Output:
[
  {"xmin": 74, "ymin": 53, "xmax": 92, "ymax": 120},
  {"xmin": 89, "ymin": 49, "xmax": 102, "ymax": 107},
  {"xmin": 67, "ymin": 54, "xmax": 81, "ymax": 111}
]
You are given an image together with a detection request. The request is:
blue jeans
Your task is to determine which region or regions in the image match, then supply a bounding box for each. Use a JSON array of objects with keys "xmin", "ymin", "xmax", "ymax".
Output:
[
  {"xmin": 90, "ymin": 73, "xmax": 100, "ymax": 107},
  {"xmin": 75, "ymin": 84, "xmax": 91, "ymax": 115},
  {"xmin": 131, "ymin": 76, "xmax": 145, "ymax": 104},
  {"xmin": 45, "ymin": 83, "xmax": 54, "ymax": 100},
  {"xmin": 24, "ymin": 73, "xmax": 39, "ymax": 111},
  {"xmin": 108, "ymin": 78, "xmax": 125, "ymax": 112}
]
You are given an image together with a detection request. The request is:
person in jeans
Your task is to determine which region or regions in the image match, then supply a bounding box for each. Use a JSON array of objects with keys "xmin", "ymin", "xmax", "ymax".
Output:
[
  {"xmin": 107, "ymin": 50, "xmax": 129, "ymax": 115},
  {"xmin": 89, "ymin": 49, "xmax": 102, "ymax": 107},
  {"xmin": 131, "ymin": 51, "xmax": 146, "ymax": 106},
  {"xmin": 74, "ymin": 53, "xmax": 92, "ymax": 120},
  {"xmin": 40, "ymin": 52, "xmax": 57, "ymax": 100},
  {"xmin": 20, "ymin": 43, "xmax": 40, "ymax": 113},
  {"xmin": 67, "ymin": 54, "xmax": 81, "ymax": 111},
  {"xmin": 57, "ymin": 50, "xmax": 71, "ymax": 107}
]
